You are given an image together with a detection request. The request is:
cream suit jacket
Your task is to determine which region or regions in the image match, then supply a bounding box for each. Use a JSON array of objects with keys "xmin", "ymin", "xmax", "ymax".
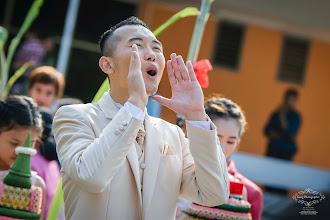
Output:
[{"xmin": 53, "ymin": 92, "xmax": 229, "ymax": 220}]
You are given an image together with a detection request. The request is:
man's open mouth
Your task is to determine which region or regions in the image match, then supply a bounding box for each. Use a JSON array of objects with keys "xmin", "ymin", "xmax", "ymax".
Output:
[{"xmin": 147, "ymin": 70, "xmax": 157, "ymax": 76}]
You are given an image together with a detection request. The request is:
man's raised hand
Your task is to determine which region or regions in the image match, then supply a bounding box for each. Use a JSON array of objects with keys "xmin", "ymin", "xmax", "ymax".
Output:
[
  {"xmin": 152, "ymin": 53, "xmax": 206, "ymax": 121},
  {"xmin": 127, "ymin": 44, "xmax": 148, "ymax": 110}
]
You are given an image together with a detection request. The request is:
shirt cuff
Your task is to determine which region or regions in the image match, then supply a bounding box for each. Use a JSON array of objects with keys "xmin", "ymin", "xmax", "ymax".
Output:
[
  {"xmin": 124, "ymin": 102, "xmax": 146, "ymax": 122},
  {"xmin": 186, "ymin": 116, "xmax": 212, "ymax": 130}
]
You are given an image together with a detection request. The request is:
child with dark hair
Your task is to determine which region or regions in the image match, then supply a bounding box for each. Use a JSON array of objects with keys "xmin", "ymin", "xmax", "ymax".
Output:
[
  {"xmin": 28, "ymin": 66, "xmax": 65, "ymax": 165},
  {"xmin": 178, "ymin": 95, "xmax": 263, "ymax": 220},
  {"xmin": 0, "ymin": 95, "xmax": 46, "ymax": 219},
  {"xmin": 28, "ymin": 66, "xmax": 65, "ymax": 109}
]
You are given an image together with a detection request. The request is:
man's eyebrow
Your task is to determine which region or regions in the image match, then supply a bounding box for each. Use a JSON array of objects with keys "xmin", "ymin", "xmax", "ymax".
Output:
[
  {"xmin": 128, "ymin": 37, "xmax": 162, "ymax": 47},
  {"xmin": 153, "ymin": 40, "xmax": 162, "ymax": 47},
  {"xmin": 128, "ymin": 37, "xmax": 143, "ymax": 42}
]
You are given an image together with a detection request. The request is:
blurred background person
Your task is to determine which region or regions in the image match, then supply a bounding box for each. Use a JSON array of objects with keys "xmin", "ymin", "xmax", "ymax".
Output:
[
  {"xmin": 10, "ymin": 31, "xmax": 55, "ymax": 95},
  {"xmin": 264, "ymin": 88, "xmax": 302, "ymax": 161},
  {"xmin": 263, "ymin": 88, "xmax": 302, "ymax": 195}
]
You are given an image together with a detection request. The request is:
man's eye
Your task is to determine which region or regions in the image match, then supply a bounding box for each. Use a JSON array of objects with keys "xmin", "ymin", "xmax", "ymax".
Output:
[
  {"xmin": 228, "ymin": 141, "xmax": 235, "ymax": 145},
  {"xmin": 153, "ymin": 47, "xmax": 161, "ymax": 51},
  {"xmin": 131, "ymin": 44, "xmax": 142, "ymax": 47}
]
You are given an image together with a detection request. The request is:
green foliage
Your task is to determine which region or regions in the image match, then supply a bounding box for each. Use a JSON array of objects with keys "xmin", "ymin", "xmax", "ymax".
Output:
[
  {"xmin": 4, "ymin": 61, "xmax": 34, "ymax": 98},
  {"xmin": 0, "ymin": 26, "xmax": 8, "ymax": 50},
  {"xmin": 0, "ymin": 0, "xmax": 43, "ymax": 98},
  {"xmin": 153, "ymin": 7, "xmax": 199, "ymax": 37},
  {"xmin": 91, "ymin": 78, "xmax": 110, "ymax": 103},
  {"xmin": 46, "ymin": 177, "xmax": 64, "ymax": 220}
]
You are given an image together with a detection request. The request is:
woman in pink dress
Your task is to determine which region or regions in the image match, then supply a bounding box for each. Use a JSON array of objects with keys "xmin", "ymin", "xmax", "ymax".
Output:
[{"xmin": 177, "ymin": 95, "xmax": 263, "ymax": 220}]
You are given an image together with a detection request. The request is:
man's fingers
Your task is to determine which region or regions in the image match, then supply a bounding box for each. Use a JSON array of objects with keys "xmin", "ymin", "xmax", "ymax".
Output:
[
  {"xmin": 129, "ymin": 45, "xmax": 141, "ymax": 75},
  {"xmin": 170, "ymin": 53, "xmax": 182, "ymax": 81},
  {"xmin": 187, "ymin": 61, "xmax": 197, "ymax": 81},
  {"xmin": 167, "ymin": 60, "xmax": 177, "ymax": 87},
  {"xmin": 151, "ymin": 95, "xmax": 172, "ymax": 109},
  {"xmin": 177, "ymin": 56, "xmax": 189, "ymax": 81}
]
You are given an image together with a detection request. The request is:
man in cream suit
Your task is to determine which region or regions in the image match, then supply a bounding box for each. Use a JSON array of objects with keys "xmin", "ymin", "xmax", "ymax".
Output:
[{"xmin": 53, "ymin": 17, "xmax": 229, "ymax": 220}]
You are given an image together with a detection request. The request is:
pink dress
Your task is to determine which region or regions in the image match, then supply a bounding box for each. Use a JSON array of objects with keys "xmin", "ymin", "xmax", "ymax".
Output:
[
  {"xmin": 31, "ymin": 150, "xmax": 61, "ymax": 220},
  {"xmin": 227, "ymin": 160, "xmax": 263, "ymax": 220}
]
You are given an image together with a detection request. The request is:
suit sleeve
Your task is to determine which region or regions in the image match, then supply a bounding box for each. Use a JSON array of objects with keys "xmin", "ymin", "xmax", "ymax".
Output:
[
  {"xmin": 179, "ymin": 120, "xmax": 229, "ymax": 206},
  {"xmin": 53, "ymin": 105, "xmax": 141, "ymax": 193}
]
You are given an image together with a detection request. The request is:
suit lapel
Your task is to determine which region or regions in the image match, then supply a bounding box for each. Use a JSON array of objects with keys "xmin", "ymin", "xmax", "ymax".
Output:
[
  {"xmin": 98, "ymin": 91, "xmax": 142, "ymax": 208},
  {"xmin": 143, "ymin": 114, "xmax": 161, "ymax": 215},
  {"xmin": 127, "ymin": 143, "xmax": 143, "ymax": 208}
]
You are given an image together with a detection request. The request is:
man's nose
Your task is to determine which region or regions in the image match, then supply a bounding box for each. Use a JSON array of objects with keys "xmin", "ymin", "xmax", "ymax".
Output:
[{"xmin": 144, "ymin": 50, "xmax": 156, "ymax": 62}]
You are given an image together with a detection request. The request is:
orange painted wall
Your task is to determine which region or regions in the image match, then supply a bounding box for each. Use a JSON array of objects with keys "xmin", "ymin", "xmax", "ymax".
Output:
[{"xmin": 139, "ymin": 2, "xmax": 330, "ymax": 169}]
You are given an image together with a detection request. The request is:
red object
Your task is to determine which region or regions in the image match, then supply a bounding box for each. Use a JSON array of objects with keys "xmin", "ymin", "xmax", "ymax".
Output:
[
  {"xmin": 228, "ymin": 160, "xmax": 264, "ymax": 220},
  {"xmin": 230, "ymin": 181, "xmax": 244, "ymax": 195},
  {"xmin": 193, "ymin": 59, "xmax": 213, "ymax": 88}
]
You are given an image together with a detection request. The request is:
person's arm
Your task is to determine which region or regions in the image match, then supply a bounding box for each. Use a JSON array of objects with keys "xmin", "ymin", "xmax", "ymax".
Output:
[
  {"xmin": 151, "ymin": 53, "xmax": 229, "ymax": 206},
  {"xmin": 280, "ymin": 112, "xmax": 301, "ymax": 141},
  {"xmin": 264, "ymin": 112, "xmax": 280, "ymax": 139},
  {"xmin": 34, "ymin": 175, "xmax": 46, "ymax": 220},
  {"xmin": 179, "ymin": 123, "xmax": 229, "ymax": 206},
  {"xmin": 53, "ymin": 105, "xmax": 141, "ymax": 193},
  {"xmin": 53, "ymin": 45, "xmax": 147, "ymax": 194}
]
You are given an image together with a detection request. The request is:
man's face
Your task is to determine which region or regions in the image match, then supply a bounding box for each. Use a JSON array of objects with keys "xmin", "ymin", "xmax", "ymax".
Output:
[
  {"xmin": 108, "ymin": 25, "xmax": 165, "ymax": 96},
  {"xmin": 29, "ymin": 82, "xmax": 57, "ymax": 108},
  {"xmin": 285, "ymin": 95, "xmax": 297, "ymax": 109}
]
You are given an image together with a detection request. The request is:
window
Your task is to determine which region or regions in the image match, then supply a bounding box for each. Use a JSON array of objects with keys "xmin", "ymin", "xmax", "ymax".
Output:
[
  {"xmin": 212, "ymin": 20, "xmax": 245, "ymax": 71},
  {"xmin": 278, "ymin": 36, "xmax": 310, "ymax": 85}
]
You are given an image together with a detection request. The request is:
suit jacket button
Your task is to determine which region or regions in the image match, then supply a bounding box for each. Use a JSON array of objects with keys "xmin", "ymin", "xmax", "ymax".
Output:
[
  {"xmin": 115, "ymin": 129, "xmax": 120, "ymax": 135},
  {"xmin": 122, "ymin": 121, "xmax": 128, "ymax": 126},
  {"xmin": 119, "ymin": 125, "xmax": 124, "ymax": 131},
  {"xmin": 140, "ymin": 163, "xmax": 146, "ymax": 169}
]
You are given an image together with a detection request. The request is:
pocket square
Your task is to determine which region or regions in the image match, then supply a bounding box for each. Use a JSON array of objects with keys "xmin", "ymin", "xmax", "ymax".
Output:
[{"xmin": 160, "ymin": 141, "xmax": 176, "ymax": 155}]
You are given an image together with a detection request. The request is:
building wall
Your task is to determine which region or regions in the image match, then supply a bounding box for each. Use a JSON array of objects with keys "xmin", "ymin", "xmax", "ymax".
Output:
[{"xmin": 139, "ymin": 1, "xmax": 330, "ymax": 169}]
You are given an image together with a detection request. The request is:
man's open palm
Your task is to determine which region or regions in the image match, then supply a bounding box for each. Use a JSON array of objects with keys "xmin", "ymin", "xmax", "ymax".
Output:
[{"xmin": 152, "ymin": 53, "xmax": 205, "ymax": 121}]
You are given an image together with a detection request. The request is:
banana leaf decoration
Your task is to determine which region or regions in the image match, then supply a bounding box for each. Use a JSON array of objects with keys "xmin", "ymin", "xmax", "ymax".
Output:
[{"xmin": 46, "ymin": 177, "xmax": 63, "ymax": 220}]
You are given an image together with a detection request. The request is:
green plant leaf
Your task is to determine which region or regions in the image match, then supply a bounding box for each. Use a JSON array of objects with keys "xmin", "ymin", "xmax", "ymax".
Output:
[
  {"xmin": 0, "ymin": 26, "xmax": 8, "ymax": 50},
  {"xmin": 0, "ymin": 48, "xmax": 8, "ymax": 99},
  {"xmin": 7, "ymin": 0, "xmax": 43, "ymax": 68},
  {"xmin": 3, "ymin": 61, "xmax": 34, "ymax": 98},
  {"xmin": 46, "ymin": 177, "xmax": 64, "ymax": 220},
  {"xmin": 91, "ymin": 78, "xmax": 110, "ymax": 103},
  {"xmin": 1, "ymin": 0, "xmax": 43, "ymax": 98},
  {"xmin": 153, "ymin": 7, "xmax": 199, "ymax": 37}
]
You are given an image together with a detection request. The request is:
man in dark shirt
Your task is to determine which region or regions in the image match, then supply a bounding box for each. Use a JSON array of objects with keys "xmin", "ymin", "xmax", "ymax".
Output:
[{"xmin": 264, "ymin": 88, "xmax": 302, "ymax": 161}]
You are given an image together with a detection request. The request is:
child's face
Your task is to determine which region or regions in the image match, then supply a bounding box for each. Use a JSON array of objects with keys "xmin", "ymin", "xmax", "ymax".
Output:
[
  {"xmin": 29, "ymin": 82, "xmax": 57, "ymax": 108},
  {"xmin": 0, "ymin": 128, "xmax": 39, "ymax": 170},
  {"xmin": 213, "ymin": 118, "xmax": 240, "ymax": 160}
]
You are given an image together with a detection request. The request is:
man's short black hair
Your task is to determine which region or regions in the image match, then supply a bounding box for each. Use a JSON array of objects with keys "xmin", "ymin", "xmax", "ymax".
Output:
[{"xmin": 99, "ymin": 16, "xmax": 149, "ymax": 57}]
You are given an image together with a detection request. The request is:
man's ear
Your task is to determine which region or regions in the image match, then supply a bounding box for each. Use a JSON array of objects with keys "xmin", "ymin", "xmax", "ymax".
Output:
[{"xmin": 99, "ymin": 56, "xmax": 114, "ymax": 74}]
